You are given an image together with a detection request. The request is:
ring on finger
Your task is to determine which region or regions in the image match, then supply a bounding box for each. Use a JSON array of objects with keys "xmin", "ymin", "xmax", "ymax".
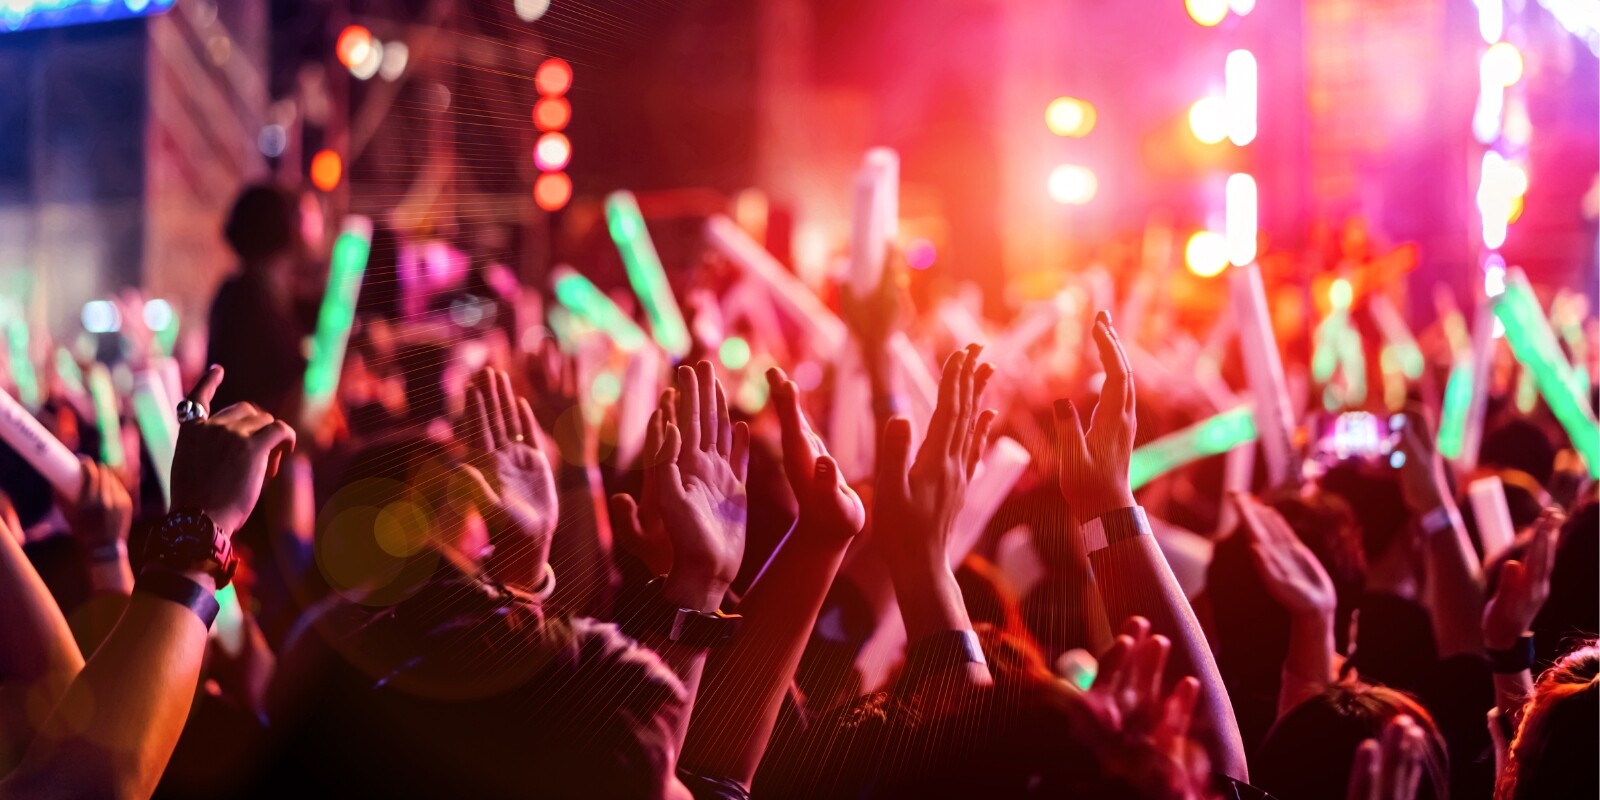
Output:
[{"xmin": 175, "ymin": 399, "xmax": 208, "ymax": 424}]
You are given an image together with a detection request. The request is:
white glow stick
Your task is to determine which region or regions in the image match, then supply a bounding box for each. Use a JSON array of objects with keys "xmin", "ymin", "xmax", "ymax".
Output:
[
  {"xmin": 131, "ymin": 370, "xmax": 177, "ymax": 508},
  {"xmin": 0, "ymin": 387, "xmax": 81, "ymax": 499},
  {"xmin": 1467, "ymin": 475, "xmax": 1516, "ymax": 564},
  {"xmin": 705, "ymin": 215, "xmax": 848, "ymax": 358},
  {"xmin": 888, "ymin": 332, "xmax": 936, "ymax": 436},
  {"xmin": 996, "ymin": 292, "xmax": 1069, "ymax": 359},
  {"xmin": 849, "ymin": 148, "xmax": 899, "ymax": 299},
  {"xmin": 936, "ymin": 299, "xmax": 988, "ymax": 347},
  {"xmin": 1228, "ymin": 262, "xmax": 1297, "ymax": 484}
]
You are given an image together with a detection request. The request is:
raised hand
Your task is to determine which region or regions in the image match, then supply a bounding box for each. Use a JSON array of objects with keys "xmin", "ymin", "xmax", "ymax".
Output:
[
  {"xmin": 651, "ymin": 362, "xmax": 749, "ymax": 612},
  {"xmin": 1346, "ymin": 715, "xmax": 1427, "ymax": 800},
  {"xmin": 767, "ymin": 367, "xmax": 864, "ymax": 540},
  {"xmin": 456, "ymin": 367, "xmax": 558, "ymax": 588},
  {"xmin": 1090, "ymin": 618, "xmax": 1201, "ymax": 760},
  {"xmin": 62, "ymin": 457, "xmax": 133, "ymax": 553},
  {"xmin": 1394, "ymin": 409, "xmax": 1451, "ymax": 515},
  {"xmin": 170, "ymin": 366, "xmax": 297, "ymax": 537},
  {"xmin": 1055, "ymin": 311, "xmax": 1136, "ymax": 522},
  {"xmin": 873, "ymin": 343, "xmax": 996, "ymax": 563},
  {"xmin": 1483, "ymin": 506, "xmax": 1564, "ymax": 650},
  {"xmin": 1233, "ymin": 492, "xmax": 1338, "ymax": 617}
]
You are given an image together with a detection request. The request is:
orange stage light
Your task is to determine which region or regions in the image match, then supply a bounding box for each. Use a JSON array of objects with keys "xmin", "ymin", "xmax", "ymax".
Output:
[
  {"xmin": 535, "ymin": 172, "xmax": 572, "ymax": 211},
  {"xmin": 535, "ymin": 58, "xmax": 572, "ymax": 96},
  {"xmin": 534, "ymin": 97, "xmax": 570, "ymax": 131}
]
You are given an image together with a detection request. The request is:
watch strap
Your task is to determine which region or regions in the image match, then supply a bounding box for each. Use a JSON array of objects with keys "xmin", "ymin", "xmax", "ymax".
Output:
[
  {"xmin": 1487, "ymin": 633, "xmax": 1536, "ymax": 674},
  {"xmin": 1081, "ymin": 506, "xmax": 1152, "ymax": 553},
  {"xmin": 135, "ymin": 567, "xmax": 219, "ymax": 628},
  {"xmin": 641, "ymin": 576, "xmax": 742, "ymax": 648}
]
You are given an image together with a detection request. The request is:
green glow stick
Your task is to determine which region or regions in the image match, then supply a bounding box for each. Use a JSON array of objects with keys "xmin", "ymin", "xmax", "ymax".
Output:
[
  {"xmin": 551, "ymin": 266, "xmax": 650, "ymax": 353},
  {"xmin": 304, "ymin": 217, "xmax": 373, "ymax": 420},
  {"xmin": 55, "ymin": 348, "xmax": 85, "ymax": 396},
  {"xmin": 1129, "ymin": 405, "xmax": 1258, "ymax": 490},
  {"xmin": 86, "ymin": 363, "xmax": 124, "ymax": 468},
  {"xmin": 131, "ymin": 371, "xmax": 176, "ymax": 508},
  {"xmin": 1369, "ymin": 295, "xmax": 1424, "ymax": 380},
  {"xmin": 155, "ymin": 311, "xmax": 180, "ymax": 357},
  {"xmin": 1436, "ymin": 360, "xmax": 1473, "ymax": 460},
  {"xmin": 1338, "ymin": 325, "xmax": 1367, "ymax": 406},
  {"xmin": 1312, "ymin": 310, "xmax": 1345, "ymax": 383},
  {"xmin": 4, "ymin": 316, "xmax": 38, "ymax": 410},
  {"xmin": 211, "ymin": 582, "xmax": 245, "ymax": 656},
  {"xmin": 1492, "ymin": 269, "xmax": 1600, "ymax": 477},
  {"xmin": 605, "ymin": 191, "xmax": 690, "ymax": 358}
]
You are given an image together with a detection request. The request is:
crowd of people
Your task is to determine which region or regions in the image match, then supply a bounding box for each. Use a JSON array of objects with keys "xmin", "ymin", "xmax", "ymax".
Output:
[{"xmin": 0, "ymin": 182, "xmax": 1593, "ymax": 799}]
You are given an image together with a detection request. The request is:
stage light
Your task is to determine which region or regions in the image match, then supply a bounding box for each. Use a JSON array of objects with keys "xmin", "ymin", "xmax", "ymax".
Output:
[
  {"xmin": 1045, "ymin": 97, "xmax": 1096, "ymax": 138},
  {"xmin": 1184, "ymin": 231, "xmax": 1229, "ymax": 277},
  {"xmin": 1225, "ymin": 49, "xmax": 1257, "ymax": 146},
  {"xmin": 1225, "ymin": 173, "xmax": 1257, "ymax": 266},
  {"xmin": 535, "ymin": 132, "xmax": 571, "ymax": 170},
  {"xmin": 380, "ymin": 41, "xmax": 408, "ymax": 81},
  {"xmin": 1186, "ymin": 0, "xmax": 1228, "ymax": 27},
  {"xmin": 906, "ymin": 238, "xmax": 937, "ymax": 270},
  {"xmin": 350, "ymin": 39, "xmax": 383, "ymax": 80},
  {"xmin": 1188, "ymin": 97, "xmax": 1228, "ymax": 145},
  {"xmin": 1476, "ymin": 0, "xmax": 1504, "ymax": 43},
  {"xmin": 81, "ymin": 300, "xmax": 121, "ymax": 334},
  {"xmin": 311, "ymin": 149, "xmax": 343, "ymax": 192},
  {"xmin": 535, "ymin": 172, "xmax": 571, "ymax": 211},
  {"xmin": 1047, "ymin": 164, "xmax": 1097, "ymax": 205},
  {"xmin": 1472, "ymin": 81, "xmax": 1504, "ymax": 144},
  {"xmin": 335, "ymin": 25, "xmax": 374, "ymax": 70},
  {"xmin": 719, "ymin": 336, "xmax": 751, "ymax": 370},
  {"xmin": 1482, "ymin": 41, "xmax": 1523, "ymax": 86},
  {"xmin": 534, "ymin": 97, "xmax": 570, "ymax": 131},
  {"xmin": 1330, "ymin": 278, "xmax": 1353, "ymax": 310},
  {"xmin": 514, "ymin": 0, "xmax": 551, "ymax": 22},
  {"xmin": 1229, "ymin": 0, "xmax": 1256, "ymax": 15},
  {"xmin": 535, "ymin": 57, "xmax": 572, "ymax": 96}
]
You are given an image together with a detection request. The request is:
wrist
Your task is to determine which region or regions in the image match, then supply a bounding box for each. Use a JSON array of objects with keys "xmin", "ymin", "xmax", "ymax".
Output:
[
  {"xmin": 1484, "ymin": 621, "xmax": 1528, "ymax": 652},
  {"xmin": 793, "ymin": 516, "xmax": 859, "ymax": 550},
  {"xmin": 662, "ymin": 567, "xmax": 729, "ymax": 614}
]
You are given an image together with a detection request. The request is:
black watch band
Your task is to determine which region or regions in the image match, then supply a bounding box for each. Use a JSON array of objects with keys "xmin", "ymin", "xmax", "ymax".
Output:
[
  {"xmin": 641, "ymin": 576, "xmax": 742, "ymax": 648},
  {"xmin": 135, "ymin": 567, "xmax": 220, "ymax": 628},
  {"xmin": 1487, "ymin": 634, "xmax": 1536, "ymax": 674},
  {"xmin": 904, "ymin": 629, "xmax": 988, "ymax": 679}
]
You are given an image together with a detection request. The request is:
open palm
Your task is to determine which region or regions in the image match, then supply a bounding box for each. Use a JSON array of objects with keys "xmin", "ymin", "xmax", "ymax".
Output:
[
  {"xmin": 457, "ymin": 368, "xmax": 559, "ymax": 581},
  {"xmin": 651, "ymin": 362, "xmax": 750, "ymax": 594}
]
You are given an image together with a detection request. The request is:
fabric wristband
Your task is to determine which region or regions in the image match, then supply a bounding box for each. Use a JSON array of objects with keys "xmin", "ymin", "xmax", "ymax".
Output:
[
  {"xmin": 1487, "ymin": 633, "xmax": 1536, "ymax": 674},
  {"xmin": 134, "ymin": 567, "xmax": 219, "ymax": 628},
  {"xmin": 83, "ymin": 540, "xmax": 128, "ymax": 564},
  {"xmin": 904, "ymin": 629, "xmax": 988, "ymax": 678},
  {"xmin": 1419, "ymin": 505, "xmax": 1459, "ymax": 539},
  {"xmin": 1081, "ymin": 506, "xmax": 1152, "ymax": 553}
]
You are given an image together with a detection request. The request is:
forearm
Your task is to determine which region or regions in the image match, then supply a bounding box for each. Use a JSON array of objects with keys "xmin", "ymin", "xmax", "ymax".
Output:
[
  {"xmin": 1279, "ymin": 611, "xmax": 1335, "ymax": 719},
  {"xmin": 69, "ymin": 548, "xmax": 134, "ymax": 659},
  {"xmin": 1420, "ymin": 502, "xmax": 1486, "ymax": 658},
  {"xmin": 0, "ymin": 531, "xmax": 85, "ymax": 764},
  {"xmin": 681, "ymin": 523, "xmax": 852, "ymax": 786},
  {"xmin": 4, "ymin": 582, "xmax": 211, "ymax": 800},
  {"xmin": 550, "ymin": 464, "xmax": 619, "ymax": 617},
  {"xmin": 1089, "ymin": 531, "xmax": 1248, "ymax": 781},
  {"xmin": 886, "ymin": 551, "xmax": 992, "ymax": 696},
  {"xmin": 638, "ymin": 569, "xmax": 726, "ymax": 752}
]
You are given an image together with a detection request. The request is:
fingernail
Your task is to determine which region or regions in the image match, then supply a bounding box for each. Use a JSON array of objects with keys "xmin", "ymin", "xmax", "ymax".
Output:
[{"xmin": 1096, "ymin": 310, "xmax": 1112, "ymax": 327}]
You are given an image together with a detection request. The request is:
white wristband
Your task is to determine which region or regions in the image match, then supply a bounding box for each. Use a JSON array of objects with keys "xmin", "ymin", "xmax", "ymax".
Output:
[
  {"xmin": 1420, "ymin": 505, "xmax": 1459, "ymax": 539},
  {"xmin": 1081, "ymin": 506, "xmax": 1152, "ymax": 553}
]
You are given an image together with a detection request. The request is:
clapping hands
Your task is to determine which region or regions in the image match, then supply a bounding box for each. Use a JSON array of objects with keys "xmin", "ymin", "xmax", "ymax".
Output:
[
  {"xmin": 1055, "ymin": 311, "xmax": 1137, "ymax": 523},
  {"xmin": 1483, "ymin": 506, "xmax": 1563, "ymax": 650},
  {"xmin": 768, "ymin": 367, "xmax": 864, "ymax": 541},
  {"xmin": 1088, "ymin": 617, "xmax": 1202, "ymax": 768},
  {"xmin": 1233, "ymin": 493, "xmax": 1338, "ymax": 618}
]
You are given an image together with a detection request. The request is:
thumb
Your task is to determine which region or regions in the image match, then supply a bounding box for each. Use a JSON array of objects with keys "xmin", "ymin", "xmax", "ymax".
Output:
[{"xmin": 812, "ymin": 455, "xmax": 840, "ymax": 502}]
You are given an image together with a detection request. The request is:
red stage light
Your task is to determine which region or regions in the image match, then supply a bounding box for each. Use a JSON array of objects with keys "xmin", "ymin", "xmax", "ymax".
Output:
[
  {"xmin": 534, "ymin": 132, "xmax": 571, "ymax": 171},
  {"xmin": 533, "ymin": 97, "xmax": 570, "ymax": 131},
  {"xmin": 310, "ymin": 149, "xmax": 343, "ymax": 192},
  {"xmin": 535, "ymin": 58, "xmax": 572, "ymax": 96},
  {"xmin": 535, "ymin": 172, "xmax": 571, "ymax": 211},
  {"xmin": 335, "ymin": 25, "xmax": 374, "ymax": 70}
]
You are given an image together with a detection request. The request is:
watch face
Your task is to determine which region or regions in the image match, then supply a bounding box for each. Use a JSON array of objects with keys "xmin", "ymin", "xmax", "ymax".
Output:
[{"xmin": 147, "ymin": 511, "xmax": 237, "ymax": 588}]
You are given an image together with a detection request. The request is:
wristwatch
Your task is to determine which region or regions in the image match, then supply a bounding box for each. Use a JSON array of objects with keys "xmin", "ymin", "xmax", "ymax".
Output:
[
  {"xmin": 640, "ymin": 576, "xmax": 742, "ymax": 648},
  {"xmin": 142, "ymin": 509, "xmax": 239, "ymax": 589},
  {"xmin": 1081, "ymin": 505, "xmax": 1152, "ymax": 554}
]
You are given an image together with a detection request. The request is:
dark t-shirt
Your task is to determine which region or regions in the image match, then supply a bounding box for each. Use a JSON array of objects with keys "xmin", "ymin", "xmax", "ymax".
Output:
[{"xmin": 205, "ymin": 271, "xmax": 306, "ymax": 417}]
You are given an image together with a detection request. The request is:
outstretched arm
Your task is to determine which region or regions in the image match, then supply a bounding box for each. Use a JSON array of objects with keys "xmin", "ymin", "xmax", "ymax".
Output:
[
  {"xmin": 1056, "ymin": 312, "xmax": 1247, "ymax": 781},
  {"xmin": 680, "ymin": 368, "xmax": 867, "ymax": 788},
  {"xmin": 0, "ymin": 494, "xmax": 83, "ymax": 770}
]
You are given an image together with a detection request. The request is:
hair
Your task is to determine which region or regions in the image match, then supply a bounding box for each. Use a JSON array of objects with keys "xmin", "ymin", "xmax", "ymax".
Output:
[
  {"xmin": 1497, "ymin": 642, "xmax": 1599, "ymax": 800},
  {"xmin": 223, "ymin": 183, "xmax": 300, "ymax": 261},
  {"xmin": 1317, "ymin": 462, "xmax": 1411, "ymax": 563},
  {"xmin": 1479, "ymin": 419, "xmax": 1556, "ymax": 487},
  {"xmin": 1253, "ymin": 682, "xmax": 1450, "ymax": 800}
]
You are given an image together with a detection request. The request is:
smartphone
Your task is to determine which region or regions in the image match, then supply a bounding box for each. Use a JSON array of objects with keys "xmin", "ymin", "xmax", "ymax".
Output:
[{"xmin": 1309, "ymin": 411, "xmax": 1405, "ymax": 467}]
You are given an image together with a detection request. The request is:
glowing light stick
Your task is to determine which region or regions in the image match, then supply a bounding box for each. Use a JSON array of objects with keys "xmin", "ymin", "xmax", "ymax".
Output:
[
  {"xmin": 605, "ymin": 191, "xmax": 691, "ymax": 358},
  {"xmin": 849, "ymin": 148, "xmax": 899, "ymax": 298},
  {"xmin": 705, "ymin": 215, "xmax": 848, "ymax": 357},
  {"xmin": 1129, "ymin": 405, "xmax": 1258, "ymax": 490},
  {"xmin": 1450, "ymin": 302, "xmax": 1498, "ymax": 471},
  {"xmin": 0, "ymin": 386, "xmax": 82, "ymax": 499},
  {"xmin": 1436, "ymin": 360, "xmax": 1475, "ymax": 461},
  {"xmin": 211, "ymin": 582, "xmax": 245, "ymax": 656},
  {"xmin": 936, "ymin": 300, "xmax": 987, "ymax": 347},
  {"xmin": 3, "ymin": 310, "xmax": 39, "ymax": 410},
  {"xmin": 1434, "ymin": 285, "xmax": 1472, "ymax": 361},
  {"xmin": 888, "ymin": 333, "xmax": 936, "ymax": 434},
  {"xmin": 54, "ymin": 348, "xmax": 86, "ymax": 403},
  {"xmin": 1492, "ymin": 268, "xmax": 1600, "ymax": 476},
  {"xmin": 551, "ymin": 266, "xmax": 651, "ymax": 353},
  {"xmin": 85, "ymin": 363, "xmax": 124, "ymax": 469},
  {"xmin": 304, "ymin": 216, "xmax": 373, "ymax": 421},
  {"xmin": 614, "ymin": 345, "xmax": 661, "ymax": 469},
  {"xmin": 1228, "ymin": 263, "xmax": 1297, "ymax": 484},
  {"xmin": 154, "ymin": 310, "xmax": 180, "ymax": 357},
  {"xmin": 1467, "ymin": 475, "xmax": 1516, "ymax": 564},
  {"xmin": 131, "ymin": 370, "xmax": 177, "ymax": 508},
  {"xmin": 948, "ymin": 436, "xmax": 1031, "ymax": 560},
  {"xmin": 1369, "ymin": 295, "xmax": 1424, "ymax": 379}
]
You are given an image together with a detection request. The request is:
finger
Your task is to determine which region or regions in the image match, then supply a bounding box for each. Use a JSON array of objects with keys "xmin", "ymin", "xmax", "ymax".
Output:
[
  {"xmin": 1348, "ymin": 739, "xmax": 1379, "ymax": 800},
  {"xmin": 1377, "ymin": 715, "xmax": 1410, "ymax": 793},
  {"xmin": 952, "ymin": 343, "xmax": 981, "ymax": 458},
  {"xmin": 267, "ymin": 449, "xmax": 284, "ymax": 480},
  {"xmin": 455, "ymin": 462, "xmax": 500, "ymax": 512},
  {"xmin": 695, "ymin": 360, "xmax": 717, "ymax": 452},
  {"xmin": 1397, "ymin": 723, "xmax": 1426, "ymax": 798},
  {"xmin": 812, "ymin": 455, "xmax": 841, "ymax": 504},
  {"xmin": 1053, "ymin": 398, "xmax": 1089, "ymax": 460},
  {"xmin": 968, "ymin": 409, "xmax": 996, "ymax": 478},
  {"xmin": 231, "ymin": 411, "xmax": 283, "ymax": 437},
  {"xmin": 771, "ymin": 374, "xmax": 811, "ymax": 482},
  {"xmin": 76, "ymin": 456, "xmax": 96, "ymax": 507},
  {"xmin": 185, "ymin": 365, "xmax": 225, "ymax": 410},
  {"xmin": 608, "ymin": 493, "xmax": 645, "ymax": 542},
  {"xmin": 1497, "ymin": 560, "xmax": 1527, "ymax": 601},
  {"xmin": 1094, "ymin": 634, "xmax": 1135, "ymax": 691},
  {"xmin": 928, "ymin": 350, "xmax": 966, "ymax": 456},
  {"xmin": 517, "ymin": 398, "xmax": 543, "ymax": 453},
  {"xmin": 1089, "ymin": 311, "xmax": 1135, "ymax": 427},
  {"xmin": 876, "ymin": 417, "xmax": 915, "ymax": 498},
  {"xmin": 660, "ymin": 423, "xmax": 687, "ymax": 497},
  {"xmin": 675, "ymin": 366, "xmax": 701, "ymax": 457},
  {"xmin": 480, "ymin": 370, "xmax": 507, "ymax": 447},
  {"xmin": 465, "ymin": 388, "xmax": 494, "ymax": 458},
  {"xmin": 714, "ymin": 373, "xmax": 732, "ymax": 457},
  {"xmin": 730, "ymin": 421, "xmax": 750, "ymax": 483},
  {"xmin": 496, "ymin": 370, "xmax": 524, "ymax": 443},
  {"xmin": 1165, "ymin": 676, "xmax": 1201, "ymax": 739},
  {"xmin": 973, "ymin": 362, "xmax": 996, "ymax": 406},
  {"xmin": 210, "ymin": 402, "xmax": 262, "ymax": 424},
  {"xmin": 249, "ymin": 420, "xmax": 298, "ymax": 461},
  {"xmin": 658, "ymin": 387, "xmax": 677, "ymax": 427},
  {"xmin": 1139, "ymin": 634, "xmax": 1172, "ymax": 709}
]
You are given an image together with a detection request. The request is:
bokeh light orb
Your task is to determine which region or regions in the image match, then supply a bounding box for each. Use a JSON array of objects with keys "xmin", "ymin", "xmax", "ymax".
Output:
[
  {"xmin": 1481, "ymin": 42, "xmax": 1523, "ymax": 87},
  {"xmin": 1047, "ymin": 164, "xmax": 1097, "ymax": 205},
  {"xmin": 906, "ymin": 238, "xmax": 937, "ymax": 270},
  {"xmin": 534, "ymin": 132, "xmax": 571, "ymax": 170},
  {"xmin": 718, "ymin": 336, "xmax": 751, "ymax": 371},
  {"xmin": 1045, "ymin": 97, "xmax": 1096, "ymax": 138},
  {"xmin": 1188, "ymin": 97, "xmax": 1228, "ymax": 145},
  {"xmin": 533, "ymin": 97, "xmax": 570, "ymax": 131},
  {"xmin": 1329, "ymin": 277, "xmax": 1353, "ymax": 309},
  {"xmin": 1186, "ymin": 0, "xmax": 1229, "ymax": 27},
  {"xmin": 335, "ymin": 25, "xmax": 374, "ymax": 70},
  {"xmin": 535, "ymin": 172, "xmax": 572, "ymax": 211},
  {"xmin": 310, "ymin": 149, "xmax": 343, "ymax": 192},
  {"xmin": 514, "ymin": 0, "xmax": 552, "ymax": 22},
  {"xmin": 535, "ymin": 58, "xmax": 572, "ymax": 96},
  {"xmin": 81, "ymin": 300, "xmax": 121, "ymax": 334},
  {"xmin": 1184, "ymin": 231, "xmax": 1229, "ymax": 277},
  {"xmin": 142, "ymin": 298, "xmax": 174, "ymax": 331}
]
